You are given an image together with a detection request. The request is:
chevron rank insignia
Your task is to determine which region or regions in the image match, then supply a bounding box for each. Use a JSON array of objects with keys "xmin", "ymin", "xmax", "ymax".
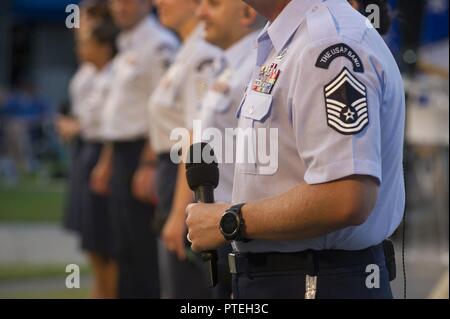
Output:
[{"xmin": 324, "ymin": 67, "xmax": 369, "ymax": 135}]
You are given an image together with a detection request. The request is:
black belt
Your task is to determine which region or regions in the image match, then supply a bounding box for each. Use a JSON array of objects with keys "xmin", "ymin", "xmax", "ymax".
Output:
[
  {"xmin": 157, "ymin": 152, "xmax": 175, "ymax": 164},
  {"xmin": 112, "ymin": 138, "xmax": 147, "ymax": 148},
  {"xmin": 229, "ymin": 240, "xmax": 396, "ymax": 281},
  {"xmin": 83, "ymin": 140, "xmax": 103, "ymax": 148}
]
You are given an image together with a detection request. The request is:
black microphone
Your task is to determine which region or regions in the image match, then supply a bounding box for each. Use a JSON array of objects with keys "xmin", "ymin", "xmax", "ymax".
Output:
[{"xmin": 186, "ymin": 142, "xmax": 219, "ymax": 288}]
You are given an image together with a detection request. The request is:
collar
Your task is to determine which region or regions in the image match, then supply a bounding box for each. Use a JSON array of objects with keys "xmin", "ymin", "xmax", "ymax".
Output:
[
  {"xmin": 173, "ymin": 23, "xmax": 206, "ymax": 62},
  {"xmin": 98, "ymin": 62, "xmax": 113, "ymax": 78},
  {"xmin": 184, "ymin": 23, "xmax": 206, "ymax": 45},
  {"xmin": 118, "ymin": 16, "xmax": 156, "ymax": 52},
  {"xmin": 261, "ymin": 0, "xmax": 323, "ymax": 53}
]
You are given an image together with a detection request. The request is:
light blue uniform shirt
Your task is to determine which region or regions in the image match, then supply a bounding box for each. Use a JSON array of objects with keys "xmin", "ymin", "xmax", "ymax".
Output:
[
  {"xmin": 200, "ymin": 31, "xmax": 259, "ymax": 203},
  {"xmin": 232, "ymin": 0, "xmax": 406, "ymax": 253}
]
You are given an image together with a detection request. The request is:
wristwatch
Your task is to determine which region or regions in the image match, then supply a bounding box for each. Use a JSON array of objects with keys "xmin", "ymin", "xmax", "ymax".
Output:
[{"xmin": 219, "ymin": 203, "xmax": 250, "ymax": 242}]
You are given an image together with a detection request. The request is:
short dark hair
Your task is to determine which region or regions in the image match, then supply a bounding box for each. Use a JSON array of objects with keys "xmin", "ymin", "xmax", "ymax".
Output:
[
  {"xmin": 80, "ymin": 0, "xmax": 112, "ymax": 22},
  {"xmin": 90, "ymin": 21, "xmax": 120, "ymax": 56}
]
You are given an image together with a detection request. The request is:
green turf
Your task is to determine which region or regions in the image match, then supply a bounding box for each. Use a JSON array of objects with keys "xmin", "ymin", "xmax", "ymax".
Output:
[
  {"xmin": 0, "ymin": 264, "xmax": 91, "ymax": 299},
  {"xmin": 0, "ymin": 177, "xmax": 66, "ymax": 223},
  {"xmin": 0, "ymin": 289, "xmax": 90, "ymax": 299},
  {"xmin": 0, "ymin": 264, "xmax": 90, "ymax": 282}
]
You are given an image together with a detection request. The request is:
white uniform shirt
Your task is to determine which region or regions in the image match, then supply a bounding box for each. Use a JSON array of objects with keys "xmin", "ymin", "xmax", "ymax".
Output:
[
  {"xmin": 103, "ymin": 16, "xmax": 179, "ymax": 141},
  {"xmin": 78, "ymin": 64, "xmax": 112, "ymax": 141},
  {"xmin": 148, "ymin": 24, "xmax": 222, "ymax": 154},
  {"xmin": 69, "ymin": 63, "xmax": 96, "ymax": 119}
]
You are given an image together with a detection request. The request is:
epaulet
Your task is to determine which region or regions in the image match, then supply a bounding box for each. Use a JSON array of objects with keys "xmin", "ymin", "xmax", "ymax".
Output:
[{"xmin": 305, "ymin": 2, "xmax": 338, "ymax": 42}]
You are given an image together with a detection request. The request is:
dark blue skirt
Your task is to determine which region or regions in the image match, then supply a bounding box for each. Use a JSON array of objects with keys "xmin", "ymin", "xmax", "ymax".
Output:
[
  {"xmin": 79, "ymin": 142, "xmax": 114, "ymax": 259},
  {"xmin": 110, "ymin": 139, "xmax": 160, "ymax": 298}
]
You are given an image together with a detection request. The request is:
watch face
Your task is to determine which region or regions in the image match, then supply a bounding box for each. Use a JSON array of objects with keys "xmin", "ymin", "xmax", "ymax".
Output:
[{"xmin": 220, "ymin": 212, "xmax": 239, "ymax": 236}]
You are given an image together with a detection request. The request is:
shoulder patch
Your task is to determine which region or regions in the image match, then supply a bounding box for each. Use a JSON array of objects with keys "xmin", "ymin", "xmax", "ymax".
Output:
[
  {"xmin": 196, "ymin": 58, "xmax": 215, "ymax": 72},
  {"xmin": 324, "ymin": 67, "xmax": 369, "ymax": 135},
  {"xmin": 156, "ymin": 43, "xmax": 175, "ymax": 53},
  {"xmin": 315, "ymin": 43, "xmax": 364, "ymax": 73},
  {"xmin": 157, "ymin": 44, "xmax": 175, "ymax": 70}
]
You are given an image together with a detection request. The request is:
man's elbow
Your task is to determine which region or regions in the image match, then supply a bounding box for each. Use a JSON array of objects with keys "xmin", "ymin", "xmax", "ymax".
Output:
[
  {"xmin": 345, "ymin": 205, "xmax": 373, "ymax": 226},
  {"xmin": 340, "ymin": 177, "xmax": 379, "ymax": 227}
]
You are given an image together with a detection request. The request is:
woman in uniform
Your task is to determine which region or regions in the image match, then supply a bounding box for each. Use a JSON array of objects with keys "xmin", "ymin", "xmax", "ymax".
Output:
[
  {"xmin": 57, "ymin": 0, "xmax": 118, "ymax": 298},
  {"xmin": 76, "ymin": 21, "xmax": 119, "ymax": 299},
  {"xmin": 58, "ymin": 0, "xmax": 110, "ymax": 236}
]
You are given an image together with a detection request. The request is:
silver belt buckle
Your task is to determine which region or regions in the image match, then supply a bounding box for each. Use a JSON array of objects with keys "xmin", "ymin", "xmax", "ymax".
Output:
[
  {"xmin": 228, "ymin": 253, "xmax": 237, "ymax": 274},
  {"xmin": 305, "ymin": 275, "xmax": 318, "ymax": 299}
]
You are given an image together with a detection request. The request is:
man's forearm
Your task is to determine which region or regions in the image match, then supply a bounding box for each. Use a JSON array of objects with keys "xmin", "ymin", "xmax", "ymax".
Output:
[
  {"xmin": 99, "ymin": 143, "xmax": 113, "ymax": 166},
  {"xmin": 241, "ymin": 176, "xmax": 379, "ymax": 241}
]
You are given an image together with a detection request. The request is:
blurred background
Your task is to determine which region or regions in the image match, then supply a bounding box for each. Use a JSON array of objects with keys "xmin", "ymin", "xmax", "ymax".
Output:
[{"xmin": 0, "ymin": 0, "xmax": 448, "ymax": 299}]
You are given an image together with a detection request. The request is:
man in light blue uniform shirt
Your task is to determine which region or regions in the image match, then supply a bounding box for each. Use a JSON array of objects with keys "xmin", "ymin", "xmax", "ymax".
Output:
[
  {"xmin": 197, "ymin": 0, "xmax": 264, "ymax": 298},
  {"xmin": 198, "ymin": 2, "xmax": 261, "ymax": 204},
  {"xmin": 148, "ymin": 0, "xmax": 222, "ymax": 299},
  {"xmin": 186, "ymin": 0, "xmax": 405, "ymax": 299}
]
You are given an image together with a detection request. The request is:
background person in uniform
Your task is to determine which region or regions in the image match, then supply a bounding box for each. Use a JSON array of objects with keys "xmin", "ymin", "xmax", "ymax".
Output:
[
  {"xmin": 149, "ymin": 0, "xmax": 222, "ymax": 299},
  {"xmin": 76, "ymin": 20, "xmax": 120, "ymax": 299},
  {"xmin": 57, "ymin": 0, "xmax": 116, "ymax": 299},
  {"xmin": 91, "ymin": 0, "xmax": 178, "ymax": 298},
  {"xmin": 186, "ymin": 0, "xmax": 405, "ymax": 299},
  {"xmin": 196, "ymin": 0, "xmax": 264, "ymax": 298},
  {"xmin": 2, "ymin": 78, "xmax": 49, "ymax": 179},
  {"xmin": 58, "ymin": 0, "xmax": 110, "ymax": 241}
]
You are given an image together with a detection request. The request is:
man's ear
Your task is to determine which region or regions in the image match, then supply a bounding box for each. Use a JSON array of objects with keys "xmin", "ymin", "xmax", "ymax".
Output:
[
  {"xmin": 348, "ymin": 0, "xmax": 360, "ymax": 10},
  {"xmin": 240, "ymin": 5, "xmax": 258, "ymax": 28}
]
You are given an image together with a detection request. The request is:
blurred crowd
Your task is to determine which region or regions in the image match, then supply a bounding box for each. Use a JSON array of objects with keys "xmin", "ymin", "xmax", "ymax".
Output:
[{"xmin": 0, "ymin": 80, "xmax": 56, "ymax": 183}]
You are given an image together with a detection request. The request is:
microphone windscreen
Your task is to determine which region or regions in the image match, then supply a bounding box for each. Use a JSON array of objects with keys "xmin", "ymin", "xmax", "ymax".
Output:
[{"xmin": 185, "ymin": 143, "xmax": 219, "ymax": 190}]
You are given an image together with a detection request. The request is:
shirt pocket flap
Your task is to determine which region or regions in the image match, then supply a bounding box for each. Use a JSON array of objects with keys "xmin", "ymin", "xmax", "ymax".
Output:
[{"xmin": 240, "ymin": 91, "xmax": 273, "ymax": 122}]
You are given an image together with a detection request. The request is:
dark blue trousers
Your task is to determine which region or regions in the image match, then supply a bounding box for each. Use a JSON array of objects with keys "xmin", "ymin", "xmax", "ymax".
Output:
[
  {"xmin": 232, "ymin": 245, "xmax": 394, "ymax": 299},
  {"xmin": 213, "ymin": 245, "xmax": 233, "ymax": 299},
  {"xmin": 110, "ymin": 139, "xmax": 160, "ymax": 299},
  {"xmin": 155, "ymin": 154, "xmax": 211, "ymax": 299}
]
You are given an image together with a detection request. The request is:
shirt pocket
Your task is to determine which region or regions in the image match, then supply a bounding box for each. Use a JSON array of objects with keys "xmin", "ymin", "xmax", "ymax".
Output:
[
  {"xmin": 151, "ymin": 65, "xmax": 184, "ymax": 109},
  {"xmin": 236, "ymin": 90, "xmax": 275, "ymax": 175},
  {"xmin": 115, "ymin": 54, "xmax": 140, "ymax": 84},
  {"xmin": 203, "ymin": 90, "xmax": 232, "ymax": 114}
]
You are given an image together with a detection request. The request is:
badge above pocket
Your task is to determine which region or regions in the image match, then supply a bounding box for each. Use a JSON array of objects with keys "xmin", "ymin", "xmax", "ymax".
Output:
[
  {"xmin": 116, "ymin": 52, "xmax": 140, "ymax": 82},
  {"xmin": 154, "ymin": 64, "xmax": 184, "ymax": 108}
]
